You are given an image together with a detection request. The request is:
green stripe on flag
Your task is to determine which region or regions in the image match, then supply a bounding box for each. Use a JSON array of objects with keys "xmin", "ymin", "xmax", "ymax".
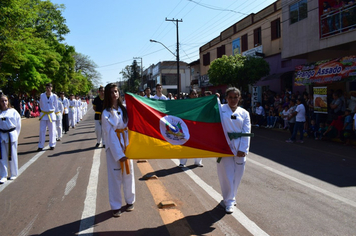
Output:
[{"xmin": 126, "ymin": 92, "xmax": 221, "ymax": 123}]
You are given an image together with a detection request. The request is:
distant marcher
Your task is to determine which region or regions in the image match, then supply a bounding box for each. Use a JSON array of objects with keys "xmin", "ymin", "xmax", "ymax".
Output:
[
  {"xmin": 38, "ymin": 83, "xmax": 59, "ymax": 151},
  {"xmin": 179, "ymin": 89, "xmax": 203, "ymax": 168},
  {"xmin": 153, "ymin": 84, "xmax": 168, "ymax": 100},
  {"xmin": 59, "ymin": 92, "xmax": 70, "ymax": 134},
  {"xmin": 93, "ymin": 86, "xmax": 105, "ymax": 148}
]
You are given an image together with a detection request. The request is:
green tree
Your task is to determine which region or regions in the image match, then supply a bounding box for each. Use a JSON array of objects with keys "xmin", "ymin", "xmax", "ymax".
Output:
[
  {"xmin": 74, "ymin": 52, "xmax": 101, "ymax": 89},
  {"xmin": 208, "ymin": 54, "xmax": 270, "ymax": 91},
  {"xmin": 120, "ymin": 60, "xmax": 141, "ymax": 93}
]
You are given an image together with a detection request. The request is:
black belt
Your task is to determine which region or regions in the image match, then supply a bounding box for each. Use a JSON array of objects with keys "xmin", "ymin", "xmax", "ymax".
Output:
[{"xmin": 0, "ymin": 127, "xmax": 16, "ymax": 161}]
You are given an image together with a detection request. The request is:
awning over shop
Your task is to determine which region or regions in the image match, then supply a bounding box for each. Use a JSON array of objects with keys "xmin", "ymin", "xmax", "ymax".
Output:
[{"xmin": 294, "ymin": 55, "xmax": 356, "ymax": 86}]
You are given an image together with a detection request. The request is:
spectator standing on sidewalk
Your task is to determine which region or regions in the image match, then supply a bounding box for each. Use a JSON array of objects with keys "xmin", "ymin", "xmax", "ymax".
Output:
[
  {"xmin": 0, "ymin": 95, "xmax": 21, "ymax": 183},
  {"xmin": 287, "ymin": 99, "xmax": 297, "ymax": 134},
  {"xmin": 286, "ymin": 98, "xmax": 306, "ymax": 143}
]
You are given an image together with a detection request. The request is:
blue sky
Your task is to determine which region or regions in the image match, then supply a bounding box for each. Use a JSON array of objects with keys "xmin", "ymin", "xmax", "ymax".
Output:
[{"xmin": 51, "ymin": 0, "xmax": 276, "ymax": 86}]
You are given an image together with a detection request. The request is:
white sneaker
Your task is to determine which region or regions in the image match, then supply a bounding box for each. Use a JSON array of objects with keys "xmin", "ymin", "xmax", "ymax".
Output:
[
  {"xmin": 0, "ymin": 177, "xmax": 7, "ymax": 184},
  {"xmin": 225, "ymin": 206, "xmax": 234, "ymax": 213},
  {"xmin": 10, "ymin": 176, "xmax": 17, "ymax": 180},
  {"xmin": 265, "ymin": 125, "xmax": 269, "ymax": 128}
]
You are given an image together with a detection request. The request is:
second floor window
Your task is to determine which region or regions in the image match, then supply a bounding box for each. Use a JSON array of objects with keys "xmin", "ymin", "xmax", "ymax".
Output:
[
  {"xmin": 241, "ymin": 34, "xmax": 248, "ymax": 52},
  {"xmin": 217, "ymin": 45, "xmax": 226, "ymax": 58},
  {"xmin": 271, "ymin": 18, "xmax": 281, "ymax": 40},
  {"xmin": 254, "ymin": 27, "xmax": 262, "ymax": 46},
  {"xmin": 290, "ymin": 0, "xmax": 308, "ymax": 24},
  {"xmin": 203, "ymin": 52, "xmax": 210, "ymax": 66}
]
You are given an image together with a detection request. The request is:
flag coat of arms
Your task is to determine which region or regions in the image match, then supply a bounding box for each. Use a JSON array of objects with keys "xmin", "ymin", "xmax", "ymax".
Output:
[{"xmin": 125, "ymin": 92, "xmax": 234, "ymax": 159}]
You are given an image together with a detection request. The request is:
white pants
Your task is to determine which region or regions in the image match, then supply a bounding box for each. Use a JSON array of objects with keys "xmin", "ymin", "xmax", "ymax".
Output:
[
  {"xmin": 56, "ymin": 118, "xmax": 63, "ymax": 139},
  {"xmin": 95, "ymin": 120, "xmax": 105, "ymax": 145},
  {"xmin": 0, "ymin": 141, "xmax": 18, "ymax": 178},
  {"xmin": 69, "ymin": 110, "xmax": 76, "ymax": 128},
  {"xmin": 106, "ymin": 149, "xmax": 135, "ymax": 210},
  {"xmin": 39, "ymin": 120, "xmax": 56, "ymax": 148},
  {"xmin": 179, "ymin": 158, "xmax": 202, "ymax": 166},
  {"xmin": 217, "ymin": 156, "xmax": 246, "ymax": 208}
]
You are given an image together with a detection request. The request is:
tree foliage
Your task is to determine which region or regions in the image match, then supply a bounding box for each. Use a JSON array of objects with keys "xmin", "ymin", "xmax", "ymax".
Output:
[
  {"xmin": 120, "ymin": 60, "xmax": 141, "ymax": 93},
  {"xmin": 208, "ymin": 54, "xmax": 270, "ymax": 91},
  {"xmin": 0, "ymin": 0, "xmax": 100, "ymax": 97}
]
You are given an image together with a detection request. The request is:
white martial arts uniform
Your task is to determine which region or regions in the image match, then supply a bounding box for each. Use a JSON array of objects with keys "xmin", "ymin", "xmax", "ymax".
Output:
[
  {"xmin": 152, "ymin": 94, "xmax": 168, "ymax": 100},
  {"xmin": 179, "ymin": 158, "xmax": 202, "ymax": 166},
  {"xmin": 76, "ymin": 99, "xmax": 82, "ymax": 122},
  {"xmin": 60, "ymin": 96, "xmax": 69, "ymax": 133},
  {"xmin": 69, "ymin": 99, "xmax": 76, "ymax": 128},
  {"xmin": 56, "ymin": 100, "xmax": 64, "ymax": 140},
  {"xmin": 102, "ymin": 107, "xmax": 135, "ymax": 210},
  {"xmin": 38, "ymin": 92, "xmax": 59, "ymax": 149},
  {"xmin": 0, "ymin": 108, "xmax": 21, "ymax": 181},
  {"xmin": 217, "ymin": 104, "xmax": 251, "ymax": 208}
]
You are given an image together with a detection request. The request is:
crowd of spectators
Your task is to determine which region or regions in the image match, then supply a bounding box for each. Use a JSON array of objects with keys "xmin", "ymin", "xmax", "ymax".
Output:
[{"xmin": 239, "ymin": 88, "xmax": 356, "ymax": 147}]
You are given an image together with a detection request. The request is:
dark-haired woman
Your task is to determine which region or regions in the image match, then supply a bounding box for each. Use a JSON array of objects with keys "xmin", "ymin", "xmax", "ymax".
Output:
[
  {"xmin": 217, "ymin": 87, "xmax": 251, "ymax": 214},
  {"xmin": 102, "ymin": 83, "xmax": 135, "ymax": 217},
  {"xmin": 0, "ymin": 95, "xmax": 21, "ymax": 183}
]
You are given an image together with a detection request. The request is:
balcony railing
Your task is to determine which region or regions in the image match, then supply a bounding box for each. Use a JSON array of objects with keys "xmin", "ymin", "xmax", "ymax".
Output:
[{"xmin": 320, "ymin": 3, "xmax": 356, "ymax": 38}]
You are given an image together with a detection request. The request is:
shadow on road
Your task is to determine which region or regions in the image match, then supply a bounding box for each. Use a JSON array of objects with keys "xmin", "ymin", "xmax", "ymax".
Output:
[
  {"xmin": 250, "ymin": 127, "xmax": 356, "ymax": 187},
  {"xmin": 32, "ymin": 203, "xmax": 226, "ymax": 236}
]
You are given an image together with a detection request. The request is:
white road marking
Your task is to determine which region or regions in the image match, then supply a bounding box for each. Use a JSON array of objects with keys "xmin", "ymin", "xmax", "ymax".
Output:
[
  {"xmin": 248, "ymin": 158, "xmax": 356, "ymax": 208},
  {"xmin": 62, "ymin": 167, "xmax": 82, "ymax": 201},
  {"xmin": 0, "ymin": 145, "xmax": 49, "ymax": 193},
  {"xmin": 171, "ymin": 159, "xmax": 269, "ymax": 236},
  {"xmin": 77, "ymin": 148, "xmax": 101, "ymax": 235},
  {"xmin": 18, "ymin": 213, "xmax": 39, "ymax": 236}
]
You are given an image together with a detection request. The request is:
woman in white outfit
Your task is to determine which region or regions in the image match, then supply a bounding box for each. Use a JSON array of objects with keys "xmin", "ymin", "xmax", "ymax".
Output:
[
  {"xmin": 0, "ymin": 95, "xmax": 21, "ymax": 183},
  {"xmin": 101, "ymin": 83, "xmax": 135, "ymax": 217},
  {"xmin": 56, "ymin": 99, "xmax": 64, "ymax": 141},
  {"xmin": 217, "ymin": 87, "xmax": 251, "ymax": 213}
]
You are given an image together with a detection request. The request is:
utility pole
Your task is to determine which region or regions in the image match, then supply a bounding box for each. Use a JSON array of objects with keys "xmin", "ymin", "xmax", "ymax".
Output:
[{"xmin": 165, "ymin": 18, "xmax": 182, "ymax": 96}]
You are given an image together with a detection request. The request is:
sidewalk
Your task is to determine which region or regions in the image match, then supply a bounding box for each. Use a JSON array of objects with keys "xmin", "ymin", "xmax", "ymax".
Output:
[{"xmin": 252, "ymin": 124, "xmax": 356, "ymax": 146}]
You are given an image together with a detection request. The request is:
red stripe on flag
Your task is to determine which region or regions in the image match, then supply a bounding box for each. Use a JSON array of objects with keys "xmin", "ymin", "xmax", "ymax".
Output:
[{"xmin": 126, "ymin": 95, "xmax": 233, "ymax": 155}]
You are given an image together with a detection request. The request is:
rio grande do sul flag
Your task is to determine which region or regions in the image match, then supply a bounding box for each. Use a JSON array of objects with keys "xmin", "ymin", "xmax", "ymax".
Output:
[{"xmin": 124, "ymin": 92, "xmax": 234, "ymax": 159}]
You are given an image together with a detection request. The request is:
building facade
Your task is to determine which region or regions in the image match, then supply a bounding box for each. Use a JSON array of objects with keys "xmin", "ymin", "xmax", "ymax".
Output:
[{"xmin": 198, "ymin": 0, "xmax": 306, "ymax": 98}]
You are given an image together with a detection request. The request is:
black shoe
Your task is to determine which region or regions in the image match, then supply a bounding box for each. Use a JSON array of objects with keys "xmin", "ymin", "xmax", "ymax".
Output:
[
  {"xmin": 102, "ymin": 145, "xmax": 105, "ymax": 148},
  {"xmin": 112, "ymin": 209, "xmax": 122, "ymax": 217},
  {"xmin": 37, "ymin": 148, "xmax": 43, "ymax": 152},
  {"xmin": 126, "ymin": 204, "xmax": 134, "ymax": 212},
  {"xmin": 50, "ymin": 147, "xmax": 55, "ymax": 150},
  {"xmin": 95, "ymin": 143, "xmax": 100, "ymax": 148}
]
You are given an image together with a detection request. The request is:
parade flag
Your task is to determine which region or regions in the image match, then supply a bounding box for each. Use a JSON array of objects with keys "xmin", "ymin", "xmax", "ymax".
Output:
[{"xmin": 124, "ymin": 92, "xmax": 234, "ymax": 159}]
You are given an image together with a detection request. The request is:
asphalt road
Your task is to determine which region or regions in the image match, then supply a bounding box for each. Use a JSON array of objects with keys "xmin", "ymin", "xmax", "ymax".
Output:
[{"xmin": 0, "ymin": 106, "xmax": 355, "ymax": 236}]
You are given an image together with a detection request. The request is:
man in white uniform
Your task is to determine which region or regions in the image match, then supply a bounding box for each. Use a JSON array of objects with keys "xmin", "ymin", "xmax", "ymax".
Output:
[
  {"xmin": 153, "ymin": 84, "xmax": 168, "ymax": 100},
  {"xmin": 59, "ymin": 92, "xmax": 69, "ymax": 134},
  {"xmin": 38, "ymin": 83, "xmax": 59, "ymax": 151},
  {"xmin": 56, "ymin": 99, "xmax": 64, "ymax": 141},
  {"xmin": 144, "ymin": 87, "xmax": 153, "ymax": 98}
]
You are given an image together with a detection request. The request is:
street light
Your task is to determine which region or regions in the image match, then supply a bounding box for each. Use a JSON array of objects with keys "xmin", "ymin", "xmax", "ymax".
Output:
[{"xmin": 150, "ymin": 39, "xmax": 180, "ymax": 95}]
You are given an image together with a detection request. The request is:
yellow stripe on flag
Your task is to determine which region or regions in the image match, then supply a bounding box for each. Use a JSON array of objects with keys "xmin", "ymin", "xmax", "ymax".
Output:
[{"xmin": 126, "ymin": 130, "xmax": 233, "ymax": 159}]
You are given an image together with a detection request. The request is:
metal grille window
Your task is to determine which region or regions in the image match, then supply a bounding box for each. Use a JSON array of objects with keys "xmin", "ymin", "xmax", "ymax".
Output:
[{"xmin": 290, "ymin": 0, "xmax": 308, "ymax": 24}]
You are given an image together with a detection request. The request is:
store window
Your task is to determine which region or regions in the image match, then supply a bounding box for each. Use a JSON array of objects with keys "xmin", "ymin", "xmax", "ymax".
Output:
[
  {"xmin": 271, "ymin": 18, "xmax": 281, "ymax": 40},
  {"xmin": 290, "ymin": 0, "xmax": 308, "ymax": 24},
  {"xmin": 241, "ymin": 34, "xmax": 248, "ymax": 52}
]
